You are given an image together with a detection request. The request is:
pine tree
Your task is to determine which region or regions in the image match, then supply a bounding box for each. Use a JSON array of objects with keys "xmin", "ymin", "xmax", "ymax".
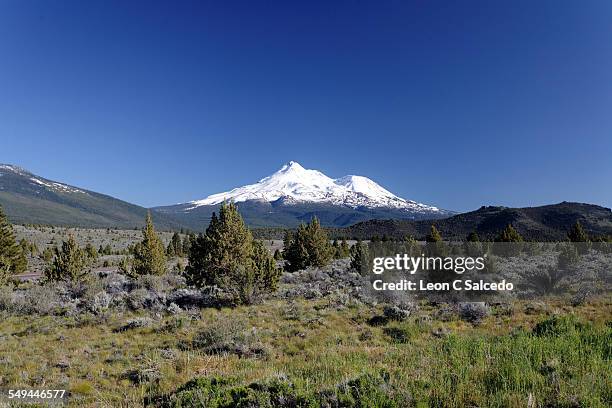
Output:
[
  {"xmin": 426, "ymin": 225, "xmax": 443, "ymax": 242},
  {"xmin": 464, "ymin": 231, "xmax": 483, "ymax": 257},
  {"xmin": 166, "ymin": 232, "xmax": 183, "ymax": 258},
  {"xmin": 567, "ymin": 221, "xmax": 589, "ymax": 242},
  {"xmin": 340, "ymin": 239, "xmax": 350, "ymax": 258},
  {"xmin": 273, "ymin": 248, "xmax": 282, "ymax": 260},
  {"xmin": 185, "ymin": 202, "xmax": 280, "ymax": 304},
  {"xmin": 0, "ymin": 206, "xmax": 27, "ymax": 285},
  {"xmin": 84, "ymin": 243, "xmax": 98, "ymax": 261},
  {"xmin": 567, "ymin": 221, "xmax": 590, "ymax": 254},
  {"xmin": 425, "ymin": 225, "xmax": 447, "ymax": 257},
  {"xmin": 466, "ymin": 231, "xmax": 480, "ymax": 242},
  {"xmin": 497, "ymin": 224, "xmax": 523, "ymax": 242},
  {"xmin": 332, "ymin": 239, "xmax": 341, "ymax": 259},
  {"xmin": 349, "ymin": 240, "xmax": 368, "ymax": 273},
  {"xmin": 45, "ymin": 235, "xmax": 88, "ymax": 282},
  {"xmin": 131, "ymin": 212, "xmax": 167, "ymax": 276},
  {"xmin": 494, "ymin": 224, "xmax": 524, "ymax": 256},
  {"xmin": 182, "ymin": 232, "xmax": 195, "ymax": 257},
  {"xmin": 281, "ymin": 230, "xmax": 294, "ymax": 259},
  {"xmin": 284, "ymin": 217, "xmax": 333, "ymax": 272}
]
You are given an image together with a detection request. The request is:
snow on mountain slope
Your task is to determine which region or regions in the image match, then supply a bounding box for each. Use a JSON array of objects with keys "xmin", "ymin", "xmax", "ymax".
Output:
[
  {"xmin": 186, "ymin": 161, "xmax": 443, "ymax": 214},
  {"xmin": 0, "ymin": 164, "xmax": 86, "ymax": 194}
]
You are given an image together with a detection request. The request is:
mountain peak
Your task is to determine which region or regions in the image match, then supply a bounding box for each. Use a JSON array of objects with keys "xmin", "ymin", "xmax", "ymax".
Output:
[
  {"xmin": 277, "ymin": 161, "xmax": 305, "ymax": 173},
  {"xmin": 186, "ymin": 162, "xmax": 444, "ymax": 215}
]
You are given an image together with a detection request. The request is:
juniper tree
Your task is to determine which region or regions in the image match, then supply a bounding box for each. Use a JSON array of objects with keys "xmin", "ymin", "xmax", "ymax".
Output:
[
  {"xmin": 426, "ymin": 225, "xmax": 443, "ymax": 242},
  {"xmin": 495, "ymin": 224, "xmax": 524, "ymax": 256},
  {"xmin": 349, "ymin": 239, "xmax": 368, "ymax": 274},
  {"xmin": 464, "ymin": 231, "xmax": 483, "ymax": 257},
  {"xmin": 567, "ymin": 221, "xmax": 590, "ymax": 254},
  {"xmin": 185, "ymin": 202, "xmax": 280, "ymax": 304},
  {"xmin": 340, "ymin": 239, "xmax": 350, "ymax": 258},
  {"xmin": 567, "ymin": 221, "xmax": 588, "ymax": 242},
  {"xmin": 496, "ymin": 224, "xmax": 523, "ymax": 242},
  {"xmin": 466, "ymin": 231, "xmax": 480, "ymax": 242},
  {"xmin": 45, "ymin": 235, "xmax": 88, "ymax": 282},
  {"xmin": 131, "ymin": 212, "xmax": 167, "ymax": 276},
  {"xmin": 332, "ymin": 239, "xmax": 341, "ymax": 259},
  {"xmin": 84, "ymin": 243, "xmax": 98, "ymax": 261},
  {"xmin": 425, "ymin": 225, "xmax": 448, "ymax": 257},
  {"xmin": 166, "ymin": 232, "xmax": 183, "ymax": 257},
  {"xmin": 0, "ymin": 206, "xmax": 27, "ymax": 285},
  {"xmin": 284, "ymin": 217, "xmax": 333, "ymax": 272},
  {"xmin": 182, "ymin": 232, "xmax": 195, "ymax": 257}
]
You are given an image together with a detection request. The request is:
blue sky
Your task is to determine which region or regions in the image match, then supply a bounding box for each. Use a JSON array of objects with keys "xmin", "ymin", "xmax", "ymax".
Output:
[{"xmin": 1, "ymin": 0, "xmax": 611, "ymax": 211}]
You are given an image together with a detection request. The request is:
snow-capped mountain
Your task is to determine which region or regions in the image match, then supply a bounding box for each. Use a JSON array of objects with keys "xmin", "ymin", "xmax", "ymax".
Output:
[
  {"xmin": 186, "ymin": 161, "xmax": 442, "ymax": 215},
  {"xmin": 154, "ymin": 162, "xmax": 451, "ymax": 228}
]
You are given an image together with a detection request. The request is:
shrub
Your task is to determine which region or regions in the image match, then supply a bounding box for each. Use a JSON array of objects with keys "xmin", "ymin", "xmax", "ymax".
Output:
[
  {"xmin": 458, "ymin": 302, "xmax": 490, "ymax": 324},
  {"xmin": 383, "ymin": 326, "xmax": 412, "ymax": 343},
  {"xmin": 191, "ymin": 318, "xmax": 266, "ymax": 358},
  {"xmin": 532, "ymin": 315, "xmax": 585, "ymax": 337},
  {"xmin": 154, "ymin": 371, "xmax": 397, "ymax": 408}
]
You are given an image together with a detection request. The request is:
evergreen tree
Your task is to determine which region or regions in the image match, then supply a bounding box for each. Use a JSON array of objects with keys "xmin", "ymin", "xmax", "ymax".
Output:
[
  {"xmin": 166, "ymin": 232, "xmax": 183, "ymax": 257},
  {"xmin": 340, "ymin": 239, "xmax": 350, "ymax": 258},
  {"xmin": 0, "ymin": 206, "xmax": 27, "ymax": 285},
  {"xmin": 426, "ymin": 225, "xmax": 443, "ymax": 242},
  {"xmin": 466, "ymin": 231, "xmax": 480, "ymax": 242},
  {"xmin": 41, "ymin": 247, "xmax": 54, "ymax": 263},
  {"xmin": 425, "ymin": 225, "xmax": 447, "ymax": 257},
  {"xmin": 182, "ymin": 232, "xmax": 195, "ymax": 257},
  {"xmin": 349, "ymin": 240, "xmax": 368, "ymax": 273},
  {"xmin": 273, "ymin": 248, "xmax": 282, "ymax": 260},
  {"xmin": 464, "ymin": 231, "xmax": 483, "ymax": 257},
  {"xmin": 45, "ymin": 235, "xmax": 88, "ymax": 282},
  {"xmin": 332, "ymin": 239, "xmax": 341, "ymax": 259},
  {"xmin": 567, "ymin": 221, "xmax": 589, "ymax": 242},
  {"xmin": 185, "ymin": 202, "xmax": 280, "ymax": 304},
  {"xmin": 567, "ymin": 221, "xmax": 590, "ymax": 254},
  {"xmin": 131, "ymin": 212, "xmax": 167, "ymax": 276},
  {"xmin": 496, "ymin": 224, "xmax": 523, "ymax": 242},
  {"xmin": 84, "ymin": 243, "xmax": 98, "ymax": 261},
  {"xmin": 281, "ymin": 230, "xmax": 294, "ymax": 259},
  {"xmin": 494, "ymin": 224, "xmax": 524, "ymax": 256},
  {"xmin": 284, "ymin": 217, "xmax": 333, "ymax": 272}
]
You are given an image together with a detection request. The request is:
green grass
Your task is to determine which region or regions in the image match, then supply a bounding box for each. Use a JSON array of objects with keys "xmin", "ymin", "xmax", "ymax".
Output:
[{"xmin": 0, "ymin": 297, "xmax": 610, "ymax": 407}]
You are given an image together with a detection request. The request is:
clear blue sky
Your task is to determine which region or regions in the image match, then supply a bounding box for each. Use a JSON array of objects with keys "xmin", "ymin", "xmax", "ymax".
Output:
[{"xmin": 1, "ymin": 0, "xmax": 611, "ymax": 211}]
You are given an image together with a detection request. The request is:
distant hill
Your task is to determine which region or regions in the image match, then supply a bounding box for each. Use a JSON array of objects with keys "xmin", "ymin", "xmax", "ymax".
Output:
[
  {"xmin": 332, "ymin": 202, "xmax": 612, "ymax": 241},
  {"xmin": 0, "ymin": 164, "xmax": 183, "ymax": 230}
]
